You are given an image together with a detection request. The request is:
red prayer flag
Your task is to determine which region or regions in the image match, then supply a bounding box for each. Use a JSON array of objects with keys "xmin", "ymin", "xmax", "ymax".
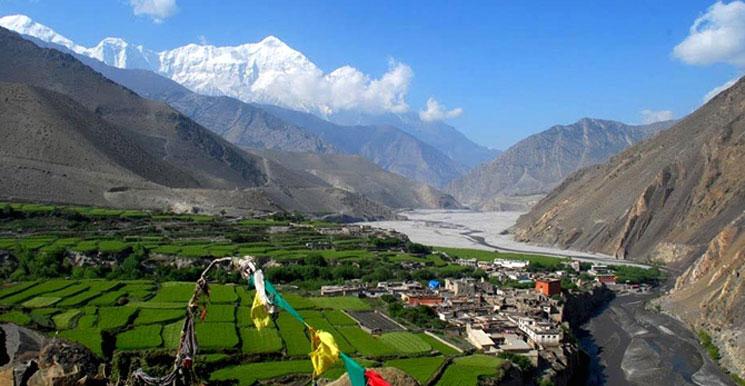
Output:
[{"xmin": 364, "ymin": 369, "xmax": 390, "ymax": 386}]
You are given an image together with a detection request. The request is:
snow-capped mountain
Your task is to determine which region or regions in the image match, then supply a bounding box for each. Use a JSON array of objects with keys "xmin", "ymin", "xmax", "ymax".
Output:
[{"xmin": 0, "ymin": 14, "xmax": 408, "ymax": 116}]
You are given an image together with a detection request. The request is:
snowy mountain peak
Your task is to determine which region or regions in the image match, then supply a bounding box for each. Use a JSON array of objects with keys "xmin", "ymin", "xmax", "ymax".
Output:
[
  {"xmin": 258, "ymin": 35, "xmax": 285, "ymax": 47},
  {"xmin": 0, "ymin": 14, "xmax": 415, "ymax": 117},
  {"xmin": 0, "ymin": 14, "xmax": 76, "ymax": 50},
  {"xmin": 99, "ymin": 37, "xmax": 128, "ymax": 46}
]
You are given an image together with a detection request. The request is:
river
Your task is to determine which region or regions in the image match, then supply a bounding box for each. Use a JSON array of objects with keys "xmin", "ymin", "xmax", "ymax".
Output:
[{"xmin": 358, "ymin": 209, "xmax": 735, "ymax": 386}]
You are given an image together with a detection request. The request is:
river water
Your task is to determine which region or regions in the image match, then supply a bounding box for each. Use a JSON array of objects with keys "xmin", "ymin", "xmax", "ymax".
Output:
[{"xmin": 358, "ymin": 209, "xmax": 735, "ymax": 386}]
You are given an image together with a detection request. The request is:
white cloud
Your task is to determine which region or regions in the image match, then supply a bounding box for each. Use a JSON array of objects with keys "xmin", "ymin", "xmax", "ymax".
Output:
[
  {"xmin": 418, "ymin": 97, "xmax": 463, "ymax": 122},
  {"xmin": 703, "ymin": 77, "xmax": 739, "ymax": 102},
  {"xmin": 640, "ymin": 109, "xmax": 674, "ymax": 124},
  {"xmin": 197, "ymin": 34, "xmax": 208, "ymax": 45},
  {"xmin": 129, "ymin": 0, "xmax": 178, "ymax": 23},
  {"xmin": 673, "ymin": 1, "xmax": 745, "ymax": 66},
  {"xmin": 247, "ymin": 59, "xmax": 414, "ymax": 116}
]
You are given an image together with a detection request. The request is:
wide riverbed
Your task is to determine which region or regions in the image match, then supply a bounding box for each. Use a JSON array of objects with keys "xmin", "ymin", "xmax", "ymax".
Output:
[
  {"xmin": 359, "ymin": 209, "xmax": 734, "ymax": 385},
  {"xmin": 359, "ymin": 209, "xmax": 649, "ymax": 267}
]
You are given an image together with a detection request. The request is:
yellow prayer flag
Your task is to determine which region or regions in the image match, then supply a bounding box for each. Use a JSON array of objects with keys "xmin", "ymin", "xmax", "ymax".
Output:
[
  {"xmin": 309, "ymin": 328, "xmax": 340, "ymax": 376},
  {"xmin": 250, "ymin": 290, "xmax": 271, "ymax": 329}
]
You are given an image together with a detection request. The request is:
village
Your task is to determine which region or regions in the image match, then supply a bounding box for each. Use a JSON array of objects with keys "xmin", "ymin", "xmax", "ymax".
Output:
[{"xmin": 319, "ymin": 254, "xmax": 653, "ymax": 367}]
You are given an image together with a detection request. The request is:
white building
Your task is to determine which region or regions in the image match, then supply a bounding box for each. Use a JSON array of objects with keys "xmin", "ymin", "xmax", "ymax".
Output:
[
  {"xmin": 494, "ymin": 259, "xmax": 529, "ymax": 269},
  {"xmin": 466, "ymin": 324, "xmax": 496, "ymax": 351},
  {"xmin": 517, "ymin": 317, "xmax": 562, "ymax": 347}
]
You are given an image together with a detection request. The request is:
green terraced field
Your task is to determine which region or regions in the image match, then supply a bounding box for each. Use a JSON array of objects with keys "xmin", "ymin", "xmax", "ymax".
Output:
[
  {"xmin": 52, "ymin": 309, "xmax": 82, "ymax": 329},
  {"xmin": 437, "ymin": 355, "xmax": 505, "ymax": 386},
  {"xmin": 116, "ymin": 324, "xmax": 163, "ymax": 350},
  {"xmin": 209, "ymin": 285, "xmax": 238, "ymax": 304},
  {"xmin": 386, "ymin": 356, "xmax": 445, "ymax": 384},
  {"xmin": 60, "ymin": 328, "xmax": 103, "ymax": 356},
  {"xmin": 97, "ymin": 307, "xmax": 137, "ymax": 330},
  {"xmin": 276, "ymin": 313, "xmax": 310, "ymax": 356},
  {"xmin": 0, "ymin": 270, "xmax": 493, "ymax": 384},
  {"xmin": 337, "ymin": 326, "xmax": 397, "ymax": 358},
  {"xmin": 161, "ymin": 321, "xmax": 183, "ymax": 349},
  {"xmin": 210, "ymin": 360, "xmax": 312, "ymax": 386},
  {"xmin": 21, "ymin": 296, "xmax": 61, "ymax": 308},
  {"xmin": 379, "ymin": 332, "xmax": 432, "ymax": 354},
  {"xmin": 0, "ymin": 280, "xmax": 74, "ymax": 305},
  {"xmin": 195, "ymin": 322, "xmax": 239, "ymax": 351},
  {"xmin": 134, "ymin": 309, "xmax": 185, "ymax": 325},
  {"xmin": 308, "ymin": 296, "xmax": 371, "ymax": 311},
  {"xmin": 0, "ymin": 310, "xmax": 32, "ymax": 325},
  {"xmin": 417, "ymin": 333, "xmax": 461, "ymax": 356},
  {"xmin": 240, "ymin": 327, "xmax": 283, "ymax": 354},
  {"xmin": 323, "ymin": 310, "xmax": 357, "ymax": 326},
  {"xmin": 203, "ymin": 304, "xmax": 235, "ymax": 323},
  {"xmin": 149, "ymin": 282, "xmax": 195, "ymax": 303},
  {"xmin": 0, "ymin": 282, "xmax": 37, "ymax": 299}
]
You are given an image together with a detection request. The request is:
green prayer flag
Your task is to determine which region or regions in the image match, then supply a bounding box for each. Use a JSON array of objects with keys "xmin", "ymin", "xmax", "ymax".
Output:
[
  {"xmin": 264, "ymin": 280, "xmax": 304, "ymax": 323},
  {"xmin": 341, "ymin": 353, "xmax": 366, "ymax": 386}
]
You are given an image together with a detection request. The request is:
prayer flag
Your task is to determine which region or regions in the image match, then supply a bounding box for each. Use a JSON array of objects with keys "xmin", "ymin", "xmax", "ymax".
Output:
[
  {"xmin": 341, "ymin": 353, "xmax": 366, "ymax": 386},
  {"xmin": 365, "ymin": 369, "xmax": 391, "ymax": 386},
  {"xmin": 250, "ymin": 290, "xmax": 271, "ymax": 329},
  {"xmin": 264, "ymin": 280, "xmax": 304, "ymax": 323},
  {"xmin": 309, "ymin": 328, "xmax": 340, "ymax": 376}
]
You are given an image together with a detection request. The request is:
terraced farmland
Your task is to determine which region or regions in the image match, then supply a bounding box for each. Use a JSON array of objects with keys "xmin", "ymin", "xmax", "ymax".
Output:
[
  {"xmin": 0, "ymin": 203, "xmax": 518, "ymax": 385},
  {"xmin": 0, "ymin": 277, "xmax": 505, "ymax": 384}
]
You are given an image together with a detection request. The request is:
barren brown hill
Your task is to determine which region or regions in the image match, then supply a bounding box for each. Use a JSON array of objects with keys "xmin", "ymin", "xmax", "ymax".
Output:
[
  {"xmin": 514, "ymin": 76, "xmax": 745, "ymax": 377},
  {"xmin": 446, "ymin": 118, "xmax": 673, "ymax": 209},
  {"xmin": 249, "ymin": 149, "xmax": 461, "ymax": 210},
  {"xmin": 0, "ymin": 26, "xmax": 392, "ymax": 218}
]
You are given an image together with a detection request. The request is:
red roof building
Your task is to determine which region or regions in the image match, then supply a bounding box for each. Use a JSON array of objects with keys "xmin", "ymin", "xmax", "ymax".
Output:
[
  {"xmin": 403, "ymin": 294, "xmax": 443, "ymax": 307},
  {"xmin": 535, "ymin": 279, "xmax": 561, "ymax": 297},
  {"xmin": 596, "ymin": 274, "xmax": 617, "ymax": 285}
]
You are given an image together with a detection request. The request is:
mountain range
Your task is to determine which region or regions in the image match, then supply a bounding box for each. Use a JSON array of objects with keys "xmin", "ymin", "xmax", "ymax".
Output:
[
  {"xmin": 0, "ymin": 26, "xmax": 404, "ymax": 218},
  {"xmin": 514, "ymin": 76, "xmax": 745, "ymax": 375},
  {"xmin": 0, "ymin": 14, "xmax": 496, "ymax": 185},
  {"xmin": 447, "ymin": 118, "xmax": 675, "ymax": 209}
]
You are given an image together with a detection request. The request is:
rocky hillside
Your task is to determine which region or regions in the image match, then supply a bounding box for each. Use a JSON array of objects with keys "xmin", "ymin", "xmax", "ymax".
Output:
[
  {"xmin": 447, "ymin": 118, "xmax": 673, "ymax": 208},
  {"xmin": 250, "ymin": 149, "xmax": 462, "ymax": 210},
  {"xmin": 262, "ymin": 105, "xmax": 467, "ymax": 187},
  {"xmin": 7, "ymin": 28, "xmax": 468, "ymax": 189},
  {"xmin": 0, "ymin": 26, "xmax": 392, "ymax": 218},
  {"xmin": 514, "ymin": 77, "xmax": 745, "ymax": 377},
  {"xmin": 87, "ymin": 64, "xmax": 336, "ymax": 154},
  {"xmin": 658, "ymin": 214, "xmax": 745, "ymax": 377},
  {"xmin": 329, "ymin": 110, "xmax": 500, "ymax": 168}
]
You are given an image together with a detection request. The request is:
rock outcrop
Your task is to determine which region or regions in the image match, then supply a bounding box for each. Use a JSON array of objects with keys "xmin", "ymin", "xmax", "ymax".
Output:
[{"xmin": 659, "ymin": 214, "xmax": 745, "ymax": 377}]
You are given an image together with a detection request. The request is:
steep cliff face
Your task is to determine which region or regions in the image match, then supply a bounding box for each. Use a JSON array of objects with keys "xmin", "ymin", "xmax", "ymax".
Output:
[
  {"xmin": 660, "ymin": 214, "xmax": 745, "ymax": 377},
  {"xmin": 515, "ymin": 76, "xmax": 745, "ymax": 378},
  {"xmin": 514, "ymin": 77, "xmax": 745, "ymax": 266}
]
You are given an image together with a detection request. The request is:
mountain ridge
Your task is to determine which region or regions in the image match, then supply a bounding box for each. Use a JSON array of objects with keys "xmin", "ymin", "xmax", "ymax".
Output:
[
  {"xmin": 447, "ymin": 117, "xmax": 674, "ymax": 208},
  {"xmin": 4, "ymin": 20, "xmax": 472, "ymax": 188},
  {"xmin": 513, "ymin": 76, "xmax": 745, "ymax": 376},
  {"xmin": 0, "ymin": 25, "xmax": 394, "ymax": 218}
]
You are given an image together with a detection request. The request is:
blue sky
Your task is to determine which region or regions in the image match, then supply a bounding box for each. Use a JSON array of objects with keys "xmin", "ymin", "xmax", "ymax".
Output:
[{"xmin": 0, "ymin": 0, "xmax": 742, "ymax": 149}]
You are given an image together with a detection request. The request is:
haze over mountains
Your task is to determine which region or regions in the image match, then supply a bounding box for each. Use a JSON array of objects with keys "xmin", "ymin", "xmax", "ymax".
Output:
[
  {"xmin": 447, "ymin": 118, "xmax": 675, "ymax": 209},
  {"xmin": 514, "ymin": 76, "xmax": 745, "ymax": 374}
]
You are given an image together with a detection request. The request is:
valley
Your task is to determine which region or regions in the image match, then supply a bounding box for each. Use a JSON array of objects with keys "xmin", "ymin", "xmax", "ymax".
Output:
[
  {"xmin": 0, "ymin": 3, "xmax": 744, "ymax": 386},
  {"xmin": 360, "ymin": 210, "xmax": 735, "ymax": 386},
  {"xmin": 359, "ymin": 210, "xmax": 650, "ymax": 267}
]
